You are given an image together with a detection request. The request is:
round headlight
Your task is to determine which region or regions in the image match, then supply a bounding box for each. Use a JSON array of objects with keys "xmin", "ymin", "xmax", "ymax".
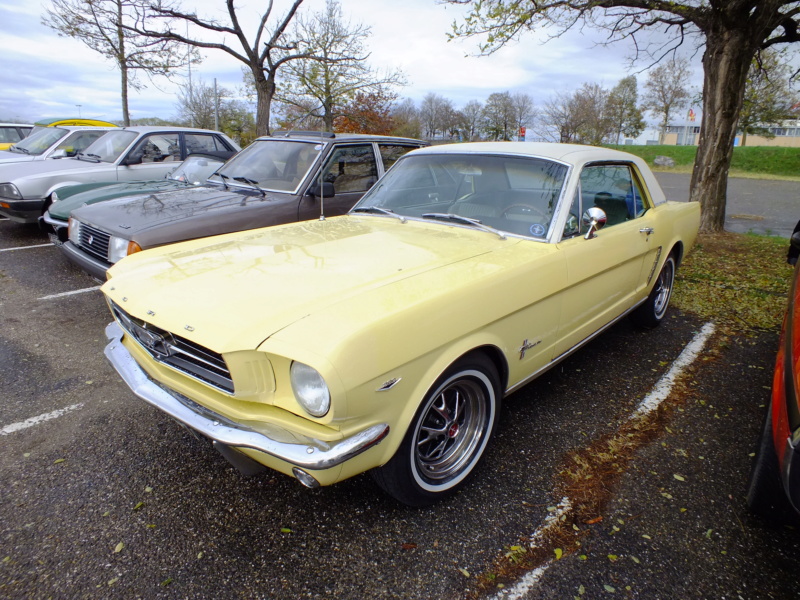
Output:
[
  {"xmin": 68, "ymin": 218, "xmax": 82, "ymax": 244},
  {"xmin": 290, "ymin": 361, "xmax": 330, "ymax": 417}
]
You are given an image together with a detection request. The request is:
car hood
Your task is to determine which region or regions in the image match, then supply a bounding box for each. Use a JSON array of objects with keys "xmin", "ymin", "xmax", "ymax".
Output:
[
  {"xmin": 0, "ymin": 150, "xmax": 36, "ymax": 163},
  {"xmin": 0, "ymin": 156, "xmax": 104, "ymax": 181},
  {"xmin": 49, "ymin": 179, "xmax": 190, "ymax": 221},
  {"xmin": 102, "ymin": 216, "xmax": 526, "ymax": 353},
  {"xmin": 72, "ymin": 185, "xmax": 297, "ymax": 246}
]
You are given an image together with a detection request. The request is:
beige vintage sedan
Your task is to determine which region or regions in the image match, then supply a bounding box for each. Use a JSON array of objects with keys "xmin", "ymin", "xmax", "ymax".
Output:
[{"xmin": 101, "ymin": 142, "xmax": 700, "ymax": 506}]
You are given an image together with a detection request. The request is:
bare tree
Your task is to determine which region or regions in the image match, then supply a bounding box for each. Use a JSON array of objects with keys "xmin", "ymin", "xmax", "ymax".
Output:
[
  {"xmin": 511, "ymin": 92, "xmax": 536, "ymax": 139},
  {"xmin": 541, "ymin": 90, "xmax": 585, "ymax": 143},
  {"xmin": 419, "ymin": 93, "xmax": 455, "ymax": 139},
  {"xmin": 482, "ymin": 91, "xmax": 516, "ymax": 140},
  {"xmin": 573, "ymin": 82, "xmax": 614, "ymax": 145},
  {"xmin": 42, "ymin": 0, "xmax": 197, "ymax": 125},
  {"xmin": 391, "ymin": 98, "xmax": 422, "ymax": 139},
  {"xmin": 275, "ymin": 0, "xmax": 405, "ymax": 132},
  {"xmin": 739, "ymin": 49, "xmax": 799, "ymax": 146},
  {"xmin": 606, "ymin": 75, "xmax": 645, "ymax": 144},
  {"xmin": 127, "ymin": 0, "xmax": 309, "ymax": 136},
  {"xmin": 174, "ymin": 78, "xmax": 256, "ymax": 143},
  {"xmin": 460, "ymin": 100, "xmax": 484, "ymax": 141},
  {"xmin": 446, "ymin": 0, "xmax": 800, "ymax": 232},
  {"xmin": 641, "ymin": 58, "xmax": 692, "ymax": 144}
]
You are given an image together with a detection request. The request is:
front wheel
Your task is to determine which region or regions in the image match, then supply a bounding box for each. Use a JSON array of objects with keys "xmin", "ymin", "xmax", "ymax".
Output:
[
  {"xmin": 371, "ymin": 354, "xmax": 501, "ymax": 506},
  {"xmin": 631, "ymin": 254, "xmax": 676, "ymax": 328}
]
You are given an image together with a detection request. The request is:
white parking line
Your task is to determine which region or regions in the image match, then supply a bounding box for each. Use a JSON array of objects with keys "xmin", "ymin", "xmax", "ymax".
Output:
[
  {"xmin": 490, "ymin": 322, "xmax": 715, "ymax": 599},
  {"xmin": 38, "ymin": 286, "xmax": 101, "ymax": 301},
  {"xmin": 0, "ymin": 243, "xmax": 54, "ymax": 253},
  {"xmin": 1, "ymin": 403, "xmax": 84, "ymax": 436}
]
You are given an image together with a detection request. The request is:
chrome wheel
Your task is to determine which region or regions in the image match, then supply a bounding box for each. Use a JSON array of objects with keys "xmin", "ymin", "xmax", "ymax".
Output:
[
  {"xmin": 371, "ymin": 355, "xmax": 500, "ymax": 506},
  {"xmin": 413, "ymin": 375, "xmax": 488, "ymax": 483},
  {"xmin": 652, "ymin": 257, "xmax": 675, "ymax": 320}
]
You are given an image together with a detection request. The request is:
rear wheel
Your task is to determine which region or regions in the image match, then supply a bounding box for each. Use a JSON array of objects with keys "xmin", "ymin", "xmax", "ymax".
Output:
[
  {"xmin": 632, "ymin": 254, "xmax": 675, "ymax": 328},
  {"xmin": 371, "ymin": 354, "xmax": 501, "ymax": 506}
]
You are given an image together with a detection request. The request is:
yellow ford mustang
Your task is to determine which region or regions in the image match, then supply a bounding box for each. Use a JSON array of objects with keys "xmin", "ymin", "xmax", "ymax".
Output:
[{"xmin": 101, "ymin": 142, "xmax": 700, "ymax": 506}]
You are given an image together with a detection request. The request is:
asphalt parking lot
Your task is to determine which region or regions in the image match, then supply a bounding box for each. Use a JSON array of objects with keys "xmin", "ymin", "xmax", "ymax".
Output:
[{"xmin": 2, "ymin": 179, "xmax": 800, "ymax": 599}]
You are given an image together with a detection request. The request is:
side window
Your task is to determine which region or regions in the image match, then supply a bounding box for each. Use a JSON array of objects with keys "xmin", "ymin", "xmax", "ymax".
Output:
[
  {"xmin": 130, "ymin": 133, "xmax": 181, "ymax": 164},
  {"xmin": 321, "ymin": 144, "xmax": 378, "ymax": 193},
  {"xmin": 378, "ymin": 144, "xmax": 418, "ymax": 171},
  {"xmin": 579, "ymin": 164, "xmax": 641, "ymax": 227},
  {"xmin": 55, "ymin": 131, "xmax": 107, "ymax": 156},
  {"xmin": 0, "ymin": 127, "xmax": 23, "ymax": 143},
  {"xmin": 185, "ymin": 133, "xmax": 224, "ymax": 155}
]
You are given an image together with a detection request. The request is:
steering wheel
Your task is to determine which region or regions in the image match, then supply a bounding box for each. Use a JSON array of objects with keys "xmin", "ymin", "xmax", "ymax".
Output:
[{"xmin": 501, "ymin": 203, "xmax": 547, "ymax": 220}]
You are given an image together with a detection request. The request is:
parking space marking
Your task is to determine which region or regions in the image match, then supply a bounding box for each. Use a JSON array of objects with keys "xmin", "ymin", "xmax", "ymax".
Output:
[
  {"xmin": 38, "ymin": 286, "xmax": 101, "ymax": 301},
  {"xmin": 0, "ymin": 243, "xmax": 54, "ymax": 253},
  {"xmin": 489, "ymin": 322, "xmax": 715, "ymax": 600},
  {"xmin": 1, "ymin": 403, "xmax": 84, "ymax": 436}
]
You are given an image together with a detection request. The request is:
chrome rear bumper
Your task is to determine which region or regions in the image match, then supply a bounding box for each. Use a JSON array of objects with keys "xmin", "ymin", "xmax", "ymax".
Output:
[{"xmin": 104, "ymin": 321, "xmax": 389, "ymax": 471}]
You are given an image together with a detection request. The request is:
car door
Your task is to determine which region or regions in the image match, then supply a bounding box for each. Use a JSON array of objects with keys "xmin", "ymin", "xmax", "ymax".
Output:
[
  {"xmin": 116, "ymin": 132, "xmax": 183, "ymax": 182},
  {"xmin": 298, "ymin": 143, "xmax": 379, "ymax": 220},
  {"xmin": 552, "ymin": 162, "xmax": 657, "ymax": 359}
]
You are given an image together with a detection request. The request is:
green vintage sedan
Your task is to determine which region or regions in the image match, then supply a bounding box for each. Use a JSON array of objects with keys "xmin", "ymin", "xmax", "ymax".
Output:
[{"xmin": 101, "ymin": 142, "xmax": 700, "ymax": 506}]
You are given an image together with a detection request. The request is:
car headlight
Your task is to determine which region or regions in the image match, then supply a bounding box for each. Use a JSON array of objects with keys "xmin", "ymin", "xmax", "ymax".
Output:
[
  {"xmin": 50, "ymin": 189, "xmax": 60, "ymax": 203},
  {"xmin": 290, "ymin": 361, "xmax": 331, "ymax": 417},
  {"xmin": 0, "ymin": 183, "xmax": 21, "ymax": 200},
  {"xmin": 68, "ymin": 218, "xmax": 81, "ymax": 244},
  {"xmin": 108, "ymin": 236, "xmax": 142, "ymax": 263}
]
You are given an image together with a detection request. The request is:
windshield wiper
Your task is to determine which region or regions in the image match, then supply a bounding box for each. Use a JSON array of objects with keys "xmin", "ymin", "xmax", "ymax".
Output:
[
  {"xmin": 76, "ymin": 152, "xmax": 101, "ymax": 162},
  {"xmin": 421, "ymin": 213, "xmax": 506, "ymax": 239},
  {"xmin": 352, "ymin": 206, "xmax": 406, "ymax": 223},
  {"xmin": 215, "ymin": 172, "xmax": 230, "ymax": 189},
  {"xmin": 10, "ymin": 146, "xmax": 29, "ymax": 154},
  {"xmin": 233, "ymin": 176, "xmax": 266, "ymax": 197}
]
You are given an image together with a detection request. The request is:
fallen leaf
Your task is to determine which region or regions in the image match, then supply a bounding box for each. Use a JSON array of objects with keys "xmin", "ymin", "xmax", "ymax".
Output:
[
  {"xmin": 53, "ymin": 458, "xmax": 65, "ymax": 464},
  {"xmin": 458, "ymin": 568, "xmax": 470, "ymax": 578},
  {"xmin": 554, "ymin": 548, "xmax": 563, "ymax": 560},
  {"xmin": 133, "ymin": 502, "xmax": 144, "ymax": 511},
  {"xmin": 161, "ymin": 578, "xmax": 173, "ymax": 587},
  {"xmin": 607, "ymin": 554, "xmax": 618, "ymax": 562},
  {"xmin": 401, "ymin": 543, "xmax": 417, "ymax": 550},
  {"xmin": 585, "ymin": 516, "xmax": 603, "ymax": 525},
  {"xmin": 144, "ymin": 486, "xmax": 153, "ymax": 493},
  {"xmin": 642, "ymin": 534, "xmax": 652, "ymax": 540},
  {"xmin": 673, "ymin": 474, "xmax": 686, "ymax": 482},
  {"xmin": 604, "ymin": 584, "xmax": 616, "ymax": 593},
  {"xmin": 280, "ymin": 527, "xmax": 292, "ymax": 534},
  {"xmin": 631, "ymin": 556, "xmax": 641, "ymax": 564},
  {"xmin": 113, "ymin": 542, "xmax": 124, "ymax": 554},
  {"xmin": 107, "ymin": 577, "xmax": 119, "ymax": 586},
  {"xmin": 705, "ymin": 529, "xmax": 713, "ymax": 539},
  {"xmin": 197, "ymin": 552, "xmax": 204, "ymax": 559}
]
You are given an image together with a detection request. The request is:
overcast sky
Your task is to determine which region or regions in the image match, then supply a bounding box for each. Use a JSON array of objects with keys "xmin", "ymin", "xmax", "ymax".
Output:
[{"xmin": 1, "ymin": 0, "xmax": 704, "ymax": 131}]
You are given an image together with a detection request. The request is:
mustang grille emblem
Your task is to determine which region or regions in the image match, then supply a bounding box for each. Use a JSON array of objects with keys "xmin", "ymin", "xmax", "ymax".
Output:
[{"xmin": 132, "ymin": 326, "xmax": 172, "ymax": 359}]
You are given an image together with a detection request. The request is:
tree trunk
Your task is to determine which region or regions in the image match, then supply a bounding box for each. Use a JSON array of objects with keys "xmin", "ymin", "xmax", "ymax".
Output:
[
  {"xmin": 741, "ymin": 130, "xmax": 748, "ymax": 147},
  {"xmin": 690, "ymin": 25, "xmax": 759, "ymax": 232},
  {"xmin": 253, "ymin": 69, "xmax": 275, "ymax": 136}
]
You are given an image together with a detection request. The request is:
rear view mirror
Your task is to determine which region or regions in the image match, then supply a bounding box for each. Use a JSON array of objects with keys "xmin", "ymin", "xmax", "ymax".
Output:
[{"xmin": 307, "ymin": 182, "xmax": 335, "ymax": 198}]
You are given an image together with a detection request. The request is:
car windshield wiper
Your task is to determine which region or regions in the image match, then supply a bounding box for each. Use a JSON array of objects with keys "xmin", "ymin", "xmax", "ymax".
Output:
[
  {"xmin": 352, "ymin": 206, "xmax": 406, "ymax": 223},
  {"xmin": 214, "ymin": 172, "xmax": 230, "ymax": 189},
  {"xmin": 76, "ymin": 152, "xmax": 101, "ymax": 162},
  {"xmin": 233, "ymin": 176, "xmax": 266, "ymax": 197},
  {"xmin": 9, "ymin": 145, "xmax": 29, "ymax": 154},
  {"xmin": 421, "ymin": 212, "xmax": 506, "ymax": 239}
]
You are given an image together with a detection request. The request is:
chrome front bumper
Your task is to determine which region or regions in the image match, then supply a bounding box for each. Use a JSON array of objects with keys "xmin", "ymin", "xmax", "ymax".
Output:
[{"xmin": 104, "ymin": 321, "xmax": 390, "ymax": 471}]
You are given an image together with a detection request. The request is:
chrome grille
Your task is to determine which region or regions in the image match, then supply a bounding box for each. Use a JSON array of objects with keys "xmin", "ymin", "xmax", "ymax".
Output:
[
  {"xmin": 77, "ymin": 222, "xmax": 111, "ymax": 262},
  {"xmin": 110, "ymin": 301, "xmax": 234, "ymax": 394}
]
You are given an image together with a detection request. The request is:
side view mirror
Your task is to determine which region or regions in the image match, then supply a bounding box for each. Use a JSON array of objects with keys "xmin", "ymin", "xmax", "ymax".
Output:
[
  {"xmin": 121, "ymin": 150, "xmax": 144, "ymax": 166},
  {"xmin": 307, "ymin": 181, "xmax": 335, "ymax": 198},
  {"xmin": 582, "ymin": 206, "xmax": 607, "ymax": 240},
  {"xmin": 791, "ymin": 230, "xmax": 800, "ymax": 252},
  {"xmin": 51, "ymin": 149, "xmax": 68, "ymax": 159}
]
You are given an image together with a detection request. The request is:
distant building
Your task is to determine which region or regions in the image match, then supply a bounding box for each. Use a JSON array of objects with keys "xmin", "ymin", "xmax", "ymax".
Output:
[{"xmin": 662, "ymin": 119, "xmax": 800, "ymax": 147}]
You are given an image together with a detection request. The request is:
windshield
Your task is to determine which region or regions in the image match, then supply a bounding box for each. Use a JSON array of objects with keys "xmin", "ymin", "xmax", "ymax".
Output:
[
  {"xmin": 209, "ymin": 139, "xmax": 322, "ymax": 192},
  {"xmin": 353, "ymin": 153, "xmax": 568, "ymax": 240},
  {"xmin": 168, "ymin": 155, "xmax": 227, "ymax": 183},
  {"xmin": 81, "ymin": 130, "xmax": 138, "ymax": 162},
  {"xmin": 12, "ymin": 127, "xmax": 68, "ymax": 155}
]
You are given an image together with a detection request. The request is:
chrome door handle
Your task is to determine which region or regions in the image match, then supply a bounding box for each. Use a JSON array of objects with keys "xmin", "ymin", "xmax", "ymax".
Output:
[{"xmin": 640, "ymin": 227, "xmax": 654, "ymax": 235}]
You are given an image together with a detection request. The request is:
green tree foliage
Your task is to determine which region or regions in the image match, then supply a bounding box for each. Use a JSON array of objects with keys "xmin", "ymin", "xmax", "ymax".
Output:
[
  {"xmin": 606, "ymin": 76, "xmax": 645, "ymax": 144},
  {"xmin": 739, "ymin": 49, "xmax": 799, "ymax": 146},
  {"xmin": 42, "ymin": 0, "xmax": 197, "ymax": 125}
]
